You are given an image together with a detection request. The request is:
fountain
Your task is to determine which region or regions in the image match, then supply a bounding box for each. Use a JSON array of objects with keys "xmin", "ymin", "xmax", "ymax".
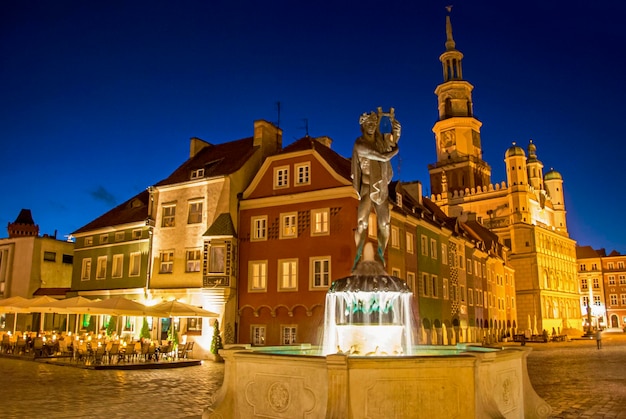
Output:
[{"xmin": 203, "ymin": 109, "xmax": 550, "ymax": 418}]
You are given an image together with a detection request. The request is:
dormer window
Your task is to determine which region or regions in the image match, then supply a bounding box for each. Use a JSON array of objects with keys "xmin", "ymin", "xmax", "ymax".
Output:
[{"xmin": 191, "ymin": 168, "xmax": 205, "ymax": 180}]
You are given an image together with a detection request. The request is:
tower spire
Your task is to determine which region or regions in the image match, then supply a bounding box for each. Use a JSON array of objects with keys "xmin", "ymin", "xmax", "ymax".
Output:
[{"xmin": 445, "ymin": 8, "xmax": 456, "ymax": 51}]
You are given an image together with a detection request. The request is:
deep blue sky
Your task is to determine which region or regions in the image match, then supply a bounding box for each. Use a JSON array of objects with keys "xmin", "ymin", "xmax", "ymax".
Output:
[{"xmin": 2, "ymin": 1, "xmax": 625, "ymax": 253}]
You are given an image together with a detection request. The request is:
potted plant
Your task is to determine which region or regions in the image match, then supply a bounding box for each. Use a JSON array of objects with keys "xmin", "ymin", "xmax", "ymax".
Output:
[{"xmin": 210, "ymin": 320, "xmax": 224, "ymax": 362}]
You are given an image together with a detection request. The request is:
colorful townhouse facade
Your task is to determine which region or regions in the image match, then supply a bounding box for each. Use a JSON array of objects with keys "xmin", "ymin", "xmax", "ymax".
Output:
[
  {"xmin": 71, "ymin": 120, "xmax": 282, "ymax": 357},
  {"xmin": 0, "ymin": 209, "xmax": 74, "ymax": 331}
]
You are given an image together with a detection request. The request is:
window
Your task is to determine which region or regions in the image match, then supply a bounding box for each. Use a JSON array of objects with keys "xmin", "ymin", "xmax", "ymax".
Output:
[
  {"xmin": 431, "ymin": 276, "xmax": 438, "ymax": 298},
  {"xmin": 84, "ymin": 237, "xmax": 93, "ymax": 246},
  {"xmin": 609, "ymin": 276, "xmax": 615, "ymax": 285},
  {"xmin": 251, "ymin": 216, "xmax": 267, "ymax": 241},
  {"xmin": 190, "ymin": 168, "xmax": 204, "ymax": 179},
  {"xmin": 468, "ymin": 288, "xmax": 474, "ymax": 305},
  {"xmin": 81, "ymin": 258, "xmax": 92, "ymax": 281},
  {"xmin": 580, "ymin": 264, "xmax": 587, "ymax": 271},
  {"xmin": 582, "ymin": 296, "xmax": 589, "ymax": 307},
  {"xmin": 132, "ymin": 229, "xmax": 142, "ymax": 239},
  {"xmin": 421, "ymin": 235, "xmax": 428, "ymax": 256},
  {"xmin": 368, "ymin": 213, "xmax": 377, "ymax": 237},
  {"xmin": 593, "ymin": 278, "xmax": 600, "ymax": 289},
  {"xmin": 392, "ymin": 268, "xmax": 401, "ymax": 277},
  {"xmin": 162, "ymin": 205, "xmax": 176, "ymax": 227},
  {"xmin": 188, "ymin": 201, "xmax": 203, "ymax": 224},
  {"xmin": 100, "ymin": 234, "xmax": 109, "ymax": 244},
  {"xmin": 280, "ymin": 213, "xmax": 297, "ymax": 238},
  {"xmin": 466, "ymin": 259, "xmax": 472, "ymax": 274},
  {"xmin": 115, "ymin": 232, "xmax": 125, "ymax": 242},
  {"xmin": 311, "ymin": 208, "xmax": 329, "ymax": 235},
  {"xmin": 407, "ymin": 272, "xmax": 415, "ymax": 291},
  {"xmin": 430, "ymin": 239, "xmax": 437, "ymax": 259},
  {"xmin": 252, "ymin": 326, "xmax": 266, "ymax": 345},
  {"xmin": 620, "ymin": 275, "xmax": 626, "ymax": 285},
  {"xmin": 475, "ymin": 289, "xmax": 482, "ymax": 307},
  {"xmin": 621, "ymin": 294, "xmax": 626, "ymax": 305},
  {"xmin": 443, "ymin": 278, "xmax": 449, "ymax": 300},
  {"xmin": 274, "ymin": 166, "xmax": 289, "ymax": 188},
  {"xmin": 311, "ymin": 257, "xmax": 330, "ymax": 288},
  {"xmin": 460, "ymin": 285, "xmax": 466, "ymax": 302},
  {"xmin": 249, "ymin": 261, "xmax": 268, "ymax": 291},
  {"xmin": 160, "ymin": 251, "xmax": 174, "ymax": 273},
  {"xmin": 187, "ymin": 249, "xmax": 202, "ymax": 273},
  {"xmin": 187, "ymin": 317, "xmax": 202, "ymax": 332},
  {"xmin": 279, "ymin": 259, "xmax": 298, "ymax": 291},
  {"xmin": 396, "ymin": 193, "xmax": 402, "ymax": 207},
  {"xmin": 422, "ymin": 274, "xmax": 429, "ymax": 297},
  {"xmin": 619, "ymin": 261, "xmax": 625, "ymax": 269},
  {"xmin": 112, "ymin": 254, "xmax": 124, "ymax": 278},
  {"xmin": 96, "ymin": 256, "xmax": 107, "ymax": 280},
  {"xmin": 441, "ymin": 244, "xmax": 448, "ymax": 265},
  {"xmin": 608, "ymin": 262, "xmax": 614, "ymax": 270},
  {"xmin": 43, "ymin": 251, "xmax": 56, "ymax": 262},
  {"xmin": 406, "ymin": 232, "xmax": 414, "ymax": 254},
  {"xmin": 594, "ymin": 295, "xmax": 601, "ymax": 306},
  {"xmin": 391, "ymin": 226, "xmax": 400, "ymax": 248},
  {"xmin": 62, "ymin": 254, "xmax": 73, "ymax": 264},
  {"xmin": 459, "ymin": 255, "xmax": 464, "ymax": 269},
  {"xmin": 129, "ymin": 252, "xmax": 141, "ymax": 276},
  {"xmin": 610, "ymin": 294, "xmax": 618, "ymax": 306},
  {"xmin": 295, "ymin": 163, "xmax": 310, "ymax": 185},
  {"xmin": 282, "ymin": 326, "xmax": 297, "ymax": 344},
  {"xmin": 581, "ymin": 278, "xmax": 588, "ymax": 289}
]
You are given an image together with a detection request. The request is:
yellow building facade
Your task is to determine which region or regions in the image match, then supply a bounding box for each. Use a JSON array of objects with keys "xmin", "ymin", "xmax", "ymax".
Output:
[{"xmin": 428, "ymin": 15, "xmax": 581, "ymax": 335}]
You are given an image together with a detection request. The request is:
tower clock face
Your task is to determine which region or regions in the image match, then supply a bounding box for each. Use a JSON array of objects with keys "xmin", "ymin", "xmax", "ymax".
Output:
[{"xmin": 440, "ymin": 130, "xmax": 456, "ymax": 149}]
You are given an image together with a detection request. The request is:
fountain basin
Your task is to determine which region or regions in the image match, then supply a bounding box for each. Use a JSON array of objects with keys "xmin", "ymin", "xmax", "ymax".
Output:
[{"xmin": 203, "ymin": 344, "xmax": 551, "ymax": 419}]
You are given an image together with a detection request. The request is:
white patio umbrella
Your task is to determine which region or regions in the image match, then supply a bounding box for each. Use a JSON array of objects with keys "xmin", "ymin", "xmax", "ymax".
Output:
[
  {"xmin": 13, "ymin": 296, "xmax": 61, "ymax": 332},
  {"xmin": 148, "ymin": 300, "xmax": 219, "ymax": 318},
  {"xmin": 0, "ymin": 296, "xmax": 31, "ymax": 313},
  {"xmin": 74, "ymin": 296, "xmax": 153, "ymax": 317},
  {"xmin": 46, "ymin": 296, "xmax": 100, "ymax": 333}
]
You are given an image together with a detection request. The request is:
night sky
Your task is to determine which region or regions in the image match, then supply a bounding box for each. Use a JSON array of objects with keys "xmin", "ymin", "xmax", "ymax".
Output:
[{"xmin": 2, "ymin": 1, "xmax": 625, "ymax": 253}]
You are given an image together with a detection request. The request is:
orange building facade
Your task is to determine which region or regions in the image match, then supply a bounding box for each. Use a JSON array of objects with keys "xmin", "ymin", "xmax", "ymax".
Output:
[{"xmin": 238, "ymin": 136, "xmax": 358, "ymax": 346}]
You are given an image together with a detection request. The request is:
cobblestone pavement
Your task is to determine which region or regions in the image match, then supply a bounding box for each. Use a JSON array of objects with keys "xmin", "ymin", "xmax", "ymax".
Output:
[
  {"xmin": 1, "ymin": 334, "xmax": 625, "ymax": 418},
  {"xmin": 523, "ymin": 332, "xmax": 626, "ymax": 419},
  {"xmin": 0, "ymin": 358, "xmax": 224, "ymax": 419}
]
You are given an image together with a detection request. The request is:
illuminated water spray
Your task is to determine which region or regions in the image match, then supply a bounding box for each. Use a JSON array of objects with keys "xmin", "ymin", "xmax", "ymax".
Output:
[{"xmin": 322, "ymin": 243, "xmax": 416, "ymax": 355}]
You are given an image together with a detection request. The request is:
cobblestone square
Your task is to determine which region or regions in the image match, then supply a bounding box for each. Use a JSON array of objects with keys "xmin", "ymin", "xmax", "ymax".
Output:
[{"xmin": 1, "ymin": 334, "xmax": 625, "ymax": 418}]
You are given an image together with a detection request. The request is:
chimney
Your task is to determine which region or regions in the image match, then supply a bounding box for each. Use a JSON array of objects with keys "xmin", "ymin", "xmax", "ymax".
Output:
[
  {"xmin": 314, "ymin": 136, "xmax": 333, "ymax": 148},
  {"xmin": 253, "ymin": 120, "xmax": 282, "ymax": 158},
  {"xmin": 190, "ymin": 137, "xmax": 211, "ymax": 159},
  {"xmin": 402, "ymin": 181, "xmax": 423, "ymax": 205}
]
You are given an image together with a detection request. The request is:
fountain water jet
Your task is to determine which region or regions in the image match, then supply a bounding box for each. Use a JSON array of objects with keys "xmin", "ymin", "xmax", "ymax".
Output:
[{"xmin": 322, "ymin": 243, "xmax": 416, "ymax": 356}]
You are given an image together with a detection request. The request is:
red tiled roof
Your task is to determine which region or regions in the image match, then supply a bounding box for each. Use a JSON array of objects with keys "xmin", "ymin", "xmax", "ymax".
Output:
[
  {"xmin": 155, "ymin": 137, "xmax": 257, "ymax": 186},
  {"xmin": 73, "ymin": 190, "xmax": 149, "ymax": 234},
  {"xmin": 576, "ymin": 245, "xmax": 602, "ymax": 259}
]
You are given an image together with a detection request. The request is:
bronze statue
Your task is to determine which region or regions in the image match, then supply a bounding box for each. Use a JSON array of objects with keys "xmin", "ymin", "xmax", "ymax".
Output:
[{"xmin": 351, "ymin": 108, "xmax": 400, "ymax": 270}]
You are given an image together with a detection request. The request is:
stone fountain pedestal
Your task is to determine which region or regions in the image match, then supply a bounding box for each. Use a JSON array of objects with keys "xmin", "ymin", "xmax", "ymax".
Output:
[{"xmin": 203, "ymin": 343, "xmax": 551, "ymax": 419}]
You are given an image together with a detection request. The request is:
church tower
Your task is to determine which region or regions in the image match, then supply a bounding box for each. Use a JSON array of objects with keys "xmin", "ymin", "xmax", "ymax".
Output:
[{"xmin": 429, "ymin": 13, "xmax": 491, "ymax": 196}]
